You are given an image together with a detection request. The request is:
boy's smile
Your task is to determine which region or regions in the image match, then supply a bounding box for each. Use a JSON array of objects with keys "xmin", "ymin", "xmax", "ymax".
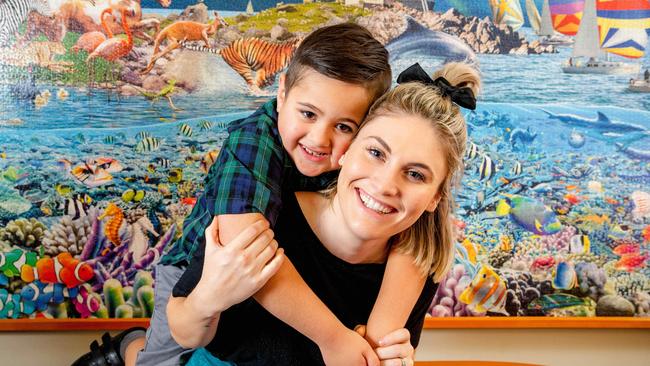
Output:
[{"xmin": 276, "ymin": 69, "xmax": 372, "ymax": 177}]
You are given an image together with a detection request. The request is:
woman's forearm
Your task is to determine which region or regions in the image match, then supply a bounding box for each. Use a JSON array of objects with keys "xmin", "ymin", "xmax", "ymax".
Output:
[{"xmin": 167, "ymin": 287, "xmax": 222, "ymax": 348}]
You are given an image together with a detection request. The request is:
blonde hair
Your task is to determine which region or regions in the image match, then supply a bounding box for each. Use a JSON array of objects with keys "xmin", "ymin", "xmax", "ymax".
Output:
[{"xmin": 361, "ymin": 62, "xmax": 481, "ymax": 282}]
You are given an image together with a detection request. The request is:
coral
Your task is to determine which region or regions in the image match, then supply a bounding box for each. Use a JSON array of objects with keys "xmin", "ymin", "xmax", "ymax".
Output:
[
  {"xmin": 42, "ymin": 207, "xmax": 100, "ymax": 256},
  {"xmin": 574, "ymin": 262, "xmax": 608, "ymax": 301},
  {"xmin": 0, "ymin": 218, "xmax": 46, "ymax": 249},
  {"xmin": 103, "ymin": 279, "xmax": 128, "ymax": 318},
  {"xmin": 429, "ymin": 264, "xmax": 481, "ymax": 317},
  {"xmin": 0, "ymin": 184, "xmax": 32, "ymax": 221},
  {"xmin": 630, "ymin": 292, "xmax": 650, "ymax": 317},
  {"xmin": 609, "ymin": 271, "xmax": 648, "ymax": 299},
  {"xmin": 547, "ymin": 298, "xmax": 596, "ymax": 317},
  {"xmin": 125, "ymin": 207, "xmax": 147, "ymax": 224},
  {"xmin": 101, "ymin": 271, "xmax": 154, "ymax": 318},
  {"xmin": 502, "ymin": 271, "xmax": 550, "ymax": 316},
  {"xmin": 566, "ymin": 252, "xmax": 607, "ymax": 267},
  {"xmin": 488, "ymin": 248, "xmax": 512, "ymax": 268}
]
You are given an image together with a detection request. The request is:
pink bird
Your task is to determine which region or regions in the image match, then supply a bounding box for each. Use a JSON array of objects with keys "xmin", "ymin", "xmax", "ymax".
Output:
[
  {"xmin": 72, "ymin": 8, "xmax": 114, "ymax": 54},
  {"xmin": 87, "ymin": 8, "xmax": 134, "ymax": 63}
]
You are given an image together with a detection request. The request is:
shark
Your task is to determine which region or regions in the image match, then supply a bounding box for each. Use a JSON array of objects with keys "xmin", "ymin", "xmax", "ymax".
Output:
[
  {"xmin": 615, "ymin": 143, "xmax": 650, "ymax": 161},
  {"xmin": 540, "ymin": 109, "xmax": 649, "ymax": 144},
  {"xmin": 386, "ymin": 17, "xmax": 477, "ymax": 64}
]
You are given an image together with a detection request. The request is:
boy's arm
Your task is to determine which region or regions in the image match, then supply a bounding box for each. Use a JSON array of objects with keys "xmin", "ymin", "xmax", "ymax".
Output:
[
  {"xmin": 365, "ymin": 250, "xmax": 427, "ymax": 347},
  {"xmin": 218, "ymin": 213, "xmax": 380, "ymax": 366}
]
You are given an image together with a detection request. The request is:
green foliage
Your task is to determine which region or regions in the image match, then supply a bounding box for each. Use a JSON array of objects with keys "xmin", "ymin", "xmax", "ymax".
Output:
[{"xmin": 226, "ymin": 3, "xmax": 369, "ymax": 33}]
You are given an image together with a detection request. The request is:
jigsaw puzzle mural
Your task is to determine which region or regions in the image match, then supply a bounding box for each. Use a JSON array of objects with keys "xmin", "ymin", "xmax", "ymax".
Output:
[{"xmin": 0, "ymin": 0, "xmax": 648, "ymax": 320}]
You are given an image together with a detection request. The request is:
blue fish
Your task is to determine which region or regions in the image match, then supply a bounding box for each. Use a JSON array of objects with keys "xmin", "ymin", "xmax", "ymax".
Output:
[
  {"xmin": 568, "ymin": 130, "xmax": 586, "ymax": 148},
  {"xmin": 553, "ymin": 261, "xmax": 577, "ymax": 290},
  {"xmin": 20, "ymin": 280, "xmax": 77, "ymax": 312},
  {"xmin": 386, "ymin": 17, "xmax": 477, "ymax": 64},
  {"xmin": 509, "ymin": 127, "xmax": 537, "ymax": 149},
  {"xmin": 496, "ymin": 194, "xmax": 562, "ymax": 235},
  {"xmin": 615, "ymin": 143, "xmax": 650, "ymax": 161},
  {"xmin": 0, "ymin": 289, "xmax": 35, "ymax": 318},
  {"xmin": 541, "ymin": 109, "xmax": 647, "ymax": 143}
]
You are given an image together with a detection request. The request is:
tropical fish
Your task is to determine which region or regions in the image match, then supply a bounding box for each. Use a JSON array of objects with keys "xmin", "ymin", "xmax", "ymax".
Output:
[
  {"xmin": 576, "ymin": 214, "xmax": 610, "ymax": 226},
  {"xmin": 509, "ymin": 127, "xmax": 537, "ymax": 149},
  {"xmin": 642, "ymin": 226, "xmax": 650, "ymax": 243},
  {"xmin": 569, "ymin": 235, "xmax": 590, "ymax": 254},
  {"xmin": 57, "ymin": 88, "xmax": 69, "ymax": 100},
  {"xmin": 184, "ymin": 156, "xmax": 195, "ymax": 165},
  {"xmin": 147, "ymin": 163, "xmax": 157, "ymax": 173},
  {"xmin": 121, "ymin": 189, "xmax": 146, "ymax": 203},
  {"xmin": 20, "ymin": 280, "xmax": 77, "ymax": 312},
  {"xmin": 157, "ymin": 183, "xmax": 171, "ymax": 197},
  {"xmin": 103, "ymin": 136, "xmax": 115, "ymax": 145},
  {"xmin": 496, "ymin": 194, "xmax": 562, "ymax": 235},
  {"xmin": 55, "ymin": 183, "xmax": 72, "ymax": 196},
  {"xmin": 20, "ymin": 252, "xmax": 94, "ymax": 288},
  {"xmin": 466, "ymin": 142, "xmax": 479, "ymax": 160},
  {"xmin": 615, "ymin": 253, "xmax": 648, "ymax": 272},
  {"xmin": 587, "ymin": 180, "xmax": 604, "ymax": 194},
  {"xmin": 499, "ymin": 235, "xmax": 513, "ymax": 252},
  {"xmin": 181, "ymin": 197, "xmax": 197, "ymax": 206},
  {"xmin": 613, "ymin": 243, "xmax": 640, "ymax": 256},
  {"xmin": 59, "ymin": 159, "xmax": 113, "ymax": 188},
  {"xmin": 155, "ymin": 157, "xmax": 172, "ymax": 169},
  {"xmin": 62, "ymin": 193, "xmax": 92, "ymax": 220},
  {"xmin": 168, "ymin": 168, "xmax": 183, "ymax": 183},
  {"xmin": 479, "ymin": 154, "xmax": 495, "ymax": 181},
  {"xmin": 0, "ymin": 289, "xmax": 35, "ymax": 318},
  {"xmin": 135, "ymin": 137, "xmax": 162, "ymax": 153},
  {"xmin": 74, "ymin": 132, "xmax": 86, "ymax": 144},
  {"xmin": 531, "ymin": 256, "xmax": 555, "ymax": 271},
  {"xmin": 0, "ymin": 249, "xmax": 38, "ymax": 277},
  {"xmin": 91, "ymin": 157, "xmax": 123, "ymax": 173},
  {"xmin": 510, "ymin": 161, "xmax": 522, "ymax": 176},
  {"xmin": 199, "ymin": 120, "xmax": 213, "ymax": 131},
  {"xmin": 568, "ymin": 129, "xmax": 585, "ymax": 148},
  {"xmin": 563, "ymin": 193, "xmax": 581, "ymax": 205},
  {"xmin": 607, "ymin": 224, "xmax": 630, "ymax": 241},
  {"xmin": 200, "ymin": 150, "xmax": 220, "ymax": 173},
  {"xmin": 630, "ymin": 191, "xmax": 650, "ymax": 221},
  {"xmin": 72, "ymin": 284, "xmax": 101, "ymax": 318},
  {"xmin": 552, "ymin": 261, "xmax": 577, "ymax": 290},
  {"xmin": 136, "ymin": 131, "xmax": 151, "ymax": 141},
  {"xmin": 178, "ymin": 123, "xmax": 193, "ymax": 137},
  {"xmin": 528, "ymin": 294, "xmax": 588, "ymax": 311},
  {"xmin": 458, "ymin": 264, "xmax": 508, "ymax": 315}
]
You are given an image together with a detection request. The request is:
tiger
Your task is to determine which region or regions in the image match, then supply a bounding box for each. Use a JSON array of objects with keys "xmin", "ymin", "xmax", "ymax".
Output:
[{"xmin": 180, "ymin": 37, "xmax": 300, "ymax": 90}]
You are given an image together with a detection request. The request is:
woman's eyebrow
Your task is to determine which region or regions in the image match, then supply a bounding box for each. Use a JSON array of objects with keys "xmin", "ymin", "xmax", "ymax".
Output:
[{"xmin": 367, "ymin": 136, "xmax": 434, "ymax": 176}]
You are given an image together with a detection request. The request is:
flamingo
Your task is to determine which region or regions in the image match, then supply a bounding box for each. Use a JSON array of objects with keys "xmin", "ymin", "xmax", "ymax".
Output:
[
  {"xmin": 72, "ymin": 8, "xmax": 114, "ymax": 54},
  {"xmin": 87, "ymin": 8, "xmax": 134, "ymax": 96}
]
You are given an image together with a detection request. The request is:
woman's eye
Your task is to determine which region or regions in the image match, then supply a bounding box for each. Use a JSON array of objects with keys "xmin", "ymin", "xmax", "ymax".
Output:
[
  {"xmin": 367, "ymin": 148, "xmax": 383, "ymax": 159},
  {"xmin": 407, "ymin": 170, "xmax": 425, "ymax": 181},
  {"xmin": 301, "ymin": 111, "xmax": 316, "ymax": 119},
  {"xmin": 336, "ymin": 124, "xmax": 355, "ymax": 134}
]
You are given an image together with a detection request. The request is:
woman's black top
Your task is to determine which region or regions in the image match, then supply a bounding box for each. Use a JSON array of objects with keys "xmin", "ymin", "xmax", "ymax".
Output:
[{"xmin": 172, "ymin": 190, "xmax": 438, "ymax": 366}]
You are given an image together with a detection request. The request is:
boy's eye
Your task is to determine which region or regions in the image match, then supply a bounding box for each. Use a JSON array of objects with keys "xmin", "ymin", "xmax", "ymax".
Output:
[
  {"xmin": 407, "ymin": 170, "xmax": 425, "ymax": 182},
  {"xmin": 301, "ymin": 111, "xmax": 316, "ymax": 119},
  {"xmin": 335, "ymin": 123, "xmax": 356, "ymax": 134}
]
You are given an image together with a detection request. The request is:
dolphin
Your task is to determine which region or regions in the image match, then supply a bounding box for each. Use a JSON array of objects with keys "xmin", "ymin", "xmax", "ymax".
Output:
[
  {"xmin": 615, "ymin": 143, "xmax": 650, "ymax": 161},
  {"xmin": 386, "ymin": 17, "xmax": 477, "ymax": 64},
  {"xmin": 509, "ymin": 127, "xmax": 537, "ymax": 148}
]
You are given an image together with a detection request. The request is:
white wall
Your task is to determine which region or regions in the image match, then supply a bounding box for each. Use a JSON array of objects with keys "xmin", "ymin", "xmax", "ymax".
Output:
[{"xmin": 0, "ymin": 329, "xmax": 649, "ymax": 365}]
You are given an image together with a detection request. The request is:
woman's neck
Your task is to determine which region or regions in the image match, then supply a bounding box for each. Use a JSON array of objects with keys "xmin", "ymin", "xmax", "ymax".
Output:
[{"xmin": 296, "ymin": 192, "xmax": 389, "ymax": 264}]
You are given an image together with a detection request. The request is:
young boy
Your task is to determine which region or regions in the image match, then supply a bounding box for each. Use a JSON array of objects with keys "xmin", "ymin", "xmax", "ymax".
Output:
[{"xmin": 74, "ymin": 22, "xmax": 427, "ymax": 366}]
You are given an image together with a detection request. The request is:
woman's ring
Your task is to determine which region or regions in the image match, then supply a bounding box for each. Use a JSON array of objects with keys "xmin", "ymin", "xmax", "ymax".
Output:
[{"xmin": 401, "ymin": 358, "xmax": 408, "ymax": 366}]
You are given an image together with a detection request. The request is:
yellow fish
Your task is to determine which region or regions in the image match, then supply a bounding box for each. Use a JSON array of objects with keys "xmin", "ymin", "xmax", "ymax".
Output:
[
  {"xmin": 168, "ymin": 168, "xmax": 183, "ymax": 183},
  {"xmin": 459, "ymin": 265, "xmax": 509, "ymax": 314},
  {"xmin": 55, "ymin": 183, "xmax": 72, "ymax": 196},
  {"xmin": 499, "ymin": 235, "xmax": 512, "ymax": 252}
]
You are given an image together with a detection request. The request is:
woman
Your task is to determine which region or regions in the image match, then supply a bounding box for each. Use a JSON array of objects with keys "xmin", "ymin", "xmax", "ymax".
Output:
[{"xmin": 168, "ymin": 62, "xmax": 480, "ymax": 366}]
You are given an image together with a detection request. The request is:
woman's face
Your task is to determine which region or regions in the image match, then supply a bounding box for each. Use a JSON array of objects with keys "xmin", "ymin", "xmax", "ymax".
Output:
[{"xmin": 336, "ymin": 111, "xmax": 449, "ymax": 243}]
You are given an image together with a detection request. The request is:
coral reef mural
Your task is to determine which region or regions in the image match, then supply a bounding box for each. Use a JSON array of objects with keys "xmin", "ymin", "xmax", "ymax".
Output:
[{"xmin": 0, "ymin": 0, "xmax": 648, "ymax": 320}]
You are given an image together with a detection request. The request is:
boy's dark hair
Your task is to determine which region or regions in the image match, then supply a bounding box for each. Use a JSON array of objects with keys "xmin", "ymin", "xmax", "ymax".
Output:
[{"xmin": 284, "ymin": 23, "xmax": 392, "ymax": 102}]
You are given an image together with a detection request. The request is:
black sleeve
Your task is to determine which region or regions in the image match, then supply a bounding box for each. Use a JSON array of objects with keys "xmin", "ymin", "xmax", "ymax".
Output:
[
  {"xmin": 405, "ymin": 277, "xmax": 437, "ymax": 348},
  {"xmin": 172, "ymin": 242, "xmax": 206, "ymax": 298}
]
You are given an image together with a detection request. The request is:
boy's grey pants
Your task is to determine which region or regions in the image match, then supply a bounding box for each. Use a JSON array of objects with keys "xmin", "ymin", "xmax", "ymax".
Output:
[{"xmin": 136, "ymin": 264, "xmax": 192, "ymax": 366}]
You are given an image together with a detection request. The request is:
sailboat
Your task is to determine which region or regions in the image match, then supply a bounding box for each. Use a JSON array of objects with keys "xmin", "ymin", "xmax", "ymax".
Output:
[
  {"xmin": 246, "ymin": 0, "xmax": 254, "ymax": 15},
  {"xmin": 526, "ymin": 0, "xmax": 542, "ymax": 34},
  {"xmin": 536, "ymin": 0, "xmax": 574, "ymax": 46},
  {"xmin": 488, "ymin": 0, "xmax": 525, "ymax": 31},
  {"xmin": 562, "ymin": 0, "xmax": 646, "ymax": 75}
]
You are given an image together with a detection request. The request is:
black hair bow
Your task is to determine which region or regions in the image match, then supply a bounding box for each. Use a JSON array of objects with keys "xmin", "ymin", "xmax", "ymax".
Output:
[{"xmin": 396, "ymin": 63, "xmax": 476, "ymax": 110}]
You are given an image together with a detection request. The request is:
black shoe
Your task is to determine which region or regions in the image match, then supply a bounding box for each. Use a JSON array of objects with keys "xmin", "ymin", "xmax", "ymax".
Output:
[{"xmin": 71, "ymin": 327, "xmax": 147, "ymax": 366}]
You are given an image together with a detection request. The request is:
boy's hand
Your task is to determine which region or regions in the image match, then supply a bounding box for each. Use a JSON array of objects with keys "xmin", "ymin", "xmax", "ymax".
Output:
[
  {"xmin": 319, "ymin": 328, "xmax": 380, "ymax": 366},
  {"xmin": 191, "ymin": 218, "xmax": 284, "ymax": 317}
]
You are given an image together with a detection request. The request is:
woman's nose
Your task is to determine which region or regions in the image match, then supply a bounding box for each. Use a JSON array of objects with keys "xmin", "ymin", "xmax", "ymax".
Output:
[{"xmin": 373, "ymin": 167, "xmax": 399, "ymax": 196}]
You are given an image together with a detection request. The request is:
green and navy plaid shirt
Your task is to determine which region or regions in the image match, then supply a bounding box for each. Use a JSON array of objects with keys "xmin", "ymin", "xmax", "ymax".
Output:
[{"xmin": 161, "ymin": 99, "xmax": 336, "ymax": 266}]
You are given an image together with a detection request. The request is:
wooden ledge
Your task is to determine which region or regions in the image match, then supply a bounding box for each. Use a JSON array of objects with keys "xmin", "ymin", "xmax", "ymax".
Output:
[
  {"xmin": 423, "ymin": 316, "xmax": 650, "ymax": 329},
  {"xmin": 1, "ymin": 317, "xmax": 649, "ymax": 332}
]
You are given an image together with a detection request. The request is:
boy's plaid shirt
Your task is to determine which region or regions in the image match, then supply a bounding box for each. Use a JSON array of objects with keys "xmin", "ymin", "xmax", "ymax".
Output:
[{"xmin": 160, "ymin": 99, "xmax": 336, "ymax": 266}]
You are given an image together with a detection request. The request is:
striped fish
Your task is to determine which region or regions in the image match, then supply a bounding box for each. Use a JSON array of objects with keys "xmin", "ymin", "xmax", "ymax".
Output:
[
  {"xmin": 479, "ymin": 154, "xmax": 495, "ymax": 181},
  {"xmin": 178, "ymin": 123, "xmax": 193, "ymax": 137},
  {"xmin": 459, "ymin": 264, "xmax": 508, "ymax": 314},
  {"xmin": 155, "ymin": 157, "xmax": 171, "ymax": 169},
  {"xmin": 466, "ymin": 142, "xmax": 479, "ymax": 160},
  {"xmin": 199, "ymin": 120, "xmax": 213, "ymax": 131},
  {"xmin": 62, "ymin": 194, "xmax": 92, "ymax": 220},
  {"xmin": 136, "ymin": 131, "xmax": 152, "ymax": 141},
  {"xmin": 510, "ymin": 161, "xmax": 522, "ymax": 176},
  {"xmin": 135, "ymin": 137, "xmax": 162, "ymax": 153},
  {"xmin": 103, "ymin": 136, "xmax": 115, "ymax": 145},
  {"xmin": 200, "ymin": 150, "xmax": 220, "ymax": 173}
]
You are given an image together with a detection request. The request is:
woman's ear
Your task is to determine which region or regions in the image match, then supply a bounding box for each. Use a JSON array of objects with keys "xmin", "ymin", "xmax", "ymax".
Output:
[
  {"xmin": 276, "ymin": 73, "xmax": 287, "ymax": 110},
  {"xmin": 425, "ymin": 193, "xmax": 441, "ymax": 213},
  {"xmin": 338, "ymin": 154, "xmax": 345, "ymax": 167}
]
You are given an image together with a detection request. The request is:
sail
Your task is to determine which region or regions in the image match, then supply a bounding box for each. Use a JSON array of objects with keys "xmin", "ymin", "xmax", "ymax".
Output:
[
  {"xmin": 526, "ymin": 0, "xmax": 542, "ymax": 34},
  {"xmin": 597, "ymin": 0, "xmax": 650, "ymax": 59},
  {"xmin": 549, "ymin": 0, "xmax": 585, "ymax": 35},
  {"xmin": 488, "ymin": 0, "xmax": 525, "ymax": 31},
  {"xmin": 539, "ymin": 0, "xmax": 555, "ymax": 36},
  {"xmin": 571, "ymin": 0, "xmax": 603, "ymax": 58}
]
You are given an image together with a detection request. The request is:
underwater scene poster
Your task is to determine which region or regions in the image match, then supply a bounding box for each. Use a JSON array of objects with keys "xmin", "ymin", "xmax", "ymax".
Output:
[{"xmin": 0, "ymin": 0, "xmax": 648, "ymax": 320}]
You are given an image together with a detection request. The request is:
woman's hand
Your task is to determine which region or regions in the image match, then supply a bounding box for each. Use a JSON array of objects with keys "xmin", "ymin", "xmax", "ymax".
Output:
[
  {"xmin": 189, "ymin": 218, "xmax": 285, "ymax": 318},
  {"xmin": 375, "ymin": 328, "xmax": 414, "ymax": 366},
  {"xmin": 355, "ymin": 326, "xmax": 414, "ymax": 366}
]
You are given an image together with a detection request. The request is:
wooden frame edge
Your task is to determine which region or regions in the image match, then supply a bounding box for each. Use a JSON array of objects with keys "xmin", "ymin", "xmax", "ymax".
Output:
[
  {"xmin": 0, "ymin": 319, "xmax": 150, "ymax": 331},
  {"xmin": 423, "ymin": 316, "xmax": 650, "ymax": 329}
]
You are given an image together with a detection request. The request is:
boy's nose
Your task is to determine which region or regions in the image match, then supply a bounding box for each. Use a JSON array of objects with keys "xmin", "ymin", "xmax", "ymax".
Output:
[{"xmin": 306, "ymin": 123, "xmax": 332, "ymax": 148}]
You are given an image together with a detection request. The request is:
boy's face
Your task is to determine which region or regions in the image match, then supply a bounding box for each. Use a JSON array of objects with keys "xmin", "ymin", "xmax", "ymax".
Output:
[{"xmin": 276, "ymin": 69, "xmax": 372, "ymax": 177}]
